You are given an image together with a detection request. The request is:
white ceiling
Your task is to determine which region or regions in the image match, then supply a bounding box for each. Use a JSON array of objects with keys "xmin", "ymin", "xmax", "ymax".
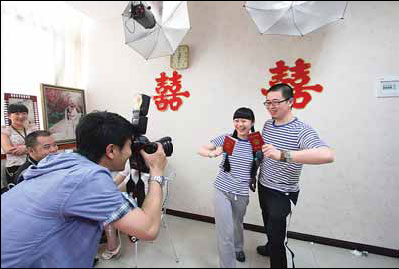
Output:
[{"xmin": 65, "ymin": 1, "xmax": 128, "ymax": 21}]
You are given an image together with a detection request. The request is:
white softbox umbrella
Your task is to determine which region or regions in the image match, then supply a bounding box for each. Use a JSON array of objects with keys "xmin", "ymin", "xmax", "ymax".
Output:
[
  {"xmin": 122, "ymin": 1, "xmax": 190, "ymax": 60},
  {"xmin": 244, "ymin": 1, "xmax": 348, "ymax": 36}
]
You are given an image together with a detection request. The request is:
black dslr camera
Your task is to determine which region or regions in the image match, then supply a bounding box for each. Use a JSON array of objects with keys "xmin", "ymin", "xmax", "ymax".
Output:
[{"xmin": 130, "ymin": 94, "xmax": 173, "ymax": 173}]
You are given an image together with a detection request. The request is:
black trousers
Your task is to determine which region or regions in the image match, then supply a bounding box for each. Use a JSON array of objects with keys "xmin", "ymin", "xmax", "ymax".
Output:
[
  {"xmin": 258, "ymin": 183, "xmax": 298, "ymax": 268},
  {"xmin": 1, "ymin": 166, "xmax": 20, "ymax": 195},
  {"xmin": 5, "ymin": 166, "xmax": 20, "ymax": 186}
]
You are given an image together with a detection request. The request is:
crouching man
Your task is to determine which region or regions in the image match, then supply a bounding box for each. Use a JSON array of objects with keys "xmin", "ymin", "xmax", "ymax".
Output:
[{"xmin": 1, "ymin": 111, "xmax": 167, "ymax": 268}]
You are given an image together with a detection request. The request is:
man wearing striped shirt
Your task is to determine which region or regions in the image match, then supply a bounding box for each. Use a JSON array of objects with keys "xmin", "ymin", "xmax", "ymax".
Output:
[{"xmin": 256, "ymin": 83, "xmax": 335, "ymax": 268}]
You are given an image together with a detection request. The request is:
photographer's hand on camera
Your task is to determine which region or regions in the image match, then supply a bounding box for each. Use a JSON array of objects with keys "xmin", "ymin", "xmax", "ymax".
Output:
[
  {"xmin": 112, "ymin": 95, "xmax": 170, "ymax": 241},
  {"xmin": 140, "ymin": 142, "xmax": 167, "ymax": 177},
  {"xmin": 112, "ymin": 143, "xmax": 167, "ymax": 241}
]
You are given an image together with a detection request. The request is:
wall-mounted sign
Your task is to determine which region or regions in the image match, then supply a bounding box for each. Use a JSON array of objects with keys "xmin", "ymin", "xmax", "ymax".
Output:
[
  {"xmin": 261, "ymin": 58, "xmax": 324, "ymax": 109},
  {"xmin": 153, "ymin": 71, "xmax": 190, "ymax": 111},
  {"xmin": 376, "ymin": 76, "xmax": 399, "ymax": 97}
]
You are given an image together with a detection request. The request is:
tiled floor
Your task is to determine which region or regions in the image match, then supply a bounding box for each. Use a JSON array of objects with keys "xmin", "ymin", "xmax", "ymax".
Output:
[{"xmin": 95, "ymin": 215, "xmax": 399, "ymax": 268}]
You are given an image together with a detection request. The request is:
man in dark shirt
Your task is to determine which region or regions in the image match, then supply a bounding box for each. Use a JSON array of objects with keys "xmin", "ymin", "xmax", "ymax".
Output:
[{"xmin": 14, "ymin": 130, "xmax": 58, "ymax": 184}]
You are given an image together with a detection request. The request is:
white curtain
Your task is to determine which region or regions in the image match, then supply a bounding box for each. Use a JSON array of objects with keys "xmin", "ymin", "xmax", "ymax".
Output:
[{"xmin": 1, "ymin": 1, "xmax": 89, "ymax": 126}]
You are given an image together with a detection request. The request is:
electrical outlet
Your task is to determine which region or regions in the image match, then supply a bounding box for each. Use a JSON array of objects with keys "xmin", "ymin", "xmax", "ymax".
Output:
[{"xmin": 376, "ymin": 76, "xmax": 399, "ymax": 97}]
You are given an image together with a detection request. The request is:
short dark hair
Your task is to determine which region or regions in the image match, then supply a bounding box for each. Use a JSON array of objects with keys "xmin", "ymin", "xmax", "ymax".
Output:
[
  {"xmin": 25, "ymin": 130, "xmax": 52, "ymax": 148},
  {"xmin": 268, "ymin": 83, "xmax": 294, "ymax": 100},
  {"xmin": 8, "ymin": 103, "xmax": 29, "ymax": 114},
  {"xmin": 75, "ymin": 111, "xmax": 134, "ymax": 163}
]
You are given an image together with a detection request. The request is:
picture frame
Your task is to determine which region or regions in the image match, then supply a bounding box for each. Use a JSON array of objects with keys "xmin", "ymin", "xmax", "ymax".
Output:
[
  {"xmin": 41, "ymin": 83, "xmax": 86, "ymax": 144},
  {"xmin": 4, "ymin": 93, "xmax": 40, "ymax": 129}
]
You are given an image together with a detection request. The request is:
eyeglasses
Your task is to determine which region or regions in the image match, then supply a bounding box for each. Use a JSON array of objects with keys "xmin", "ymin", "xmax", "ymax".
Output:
[{"xmin": 263, "ymin": 98, "xmax": 290, "ymax": 107}]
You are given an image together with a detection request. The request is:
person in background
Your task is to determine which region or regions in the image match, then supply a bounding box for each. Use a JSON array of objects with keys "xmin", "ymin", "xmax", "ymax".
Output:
[
  {"xmin": 101, "ymin": 161, "xmax": 130, "ymax": 260},
  {"xmin": 1, "ymin": 103, "xmax": 38, "ymax": 190},
  {"xmin": 198, "ymin": 107, "xmax": 261, "ymax": 268},
  {"xmin": 101, "ymin": 161, "xmax": 150, "ymax": 260},
  {"xmin": 14, "ymin": 130, "xmax": 58, "ymax": 184},
  {"xmin": 1, "ymin": 111, "xmax": 167, "ymax": 268},
  {"xmin": 256, "ymin": 83, "xmax": 335, "ymax": 268}
]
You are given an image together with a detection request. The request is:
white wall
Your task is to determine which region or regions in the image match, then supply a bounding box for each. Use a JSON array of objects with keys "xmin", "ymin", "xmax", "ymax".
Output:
[
  {"xmin": 4, "ymin": 1, "xmax": 397, "ymax": 249},
  {"xmin": 85, "ymin": 1, "xmax": 399, "ymax": 249}
]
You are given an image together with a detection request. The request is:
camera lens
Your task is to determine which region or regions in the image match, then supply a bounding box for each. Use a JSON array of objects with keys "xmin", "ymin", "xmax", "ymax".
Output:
[
  {"xmin": 156, "ymin": 136, "xmax": 173, "ymax": 157},
  {"xmin": 141, "ymin": 137, "xmax": 173, "ymax": 156},
  {"xmin": 143, "ymin": 142, "xmax": 158, "ymax": 154}
]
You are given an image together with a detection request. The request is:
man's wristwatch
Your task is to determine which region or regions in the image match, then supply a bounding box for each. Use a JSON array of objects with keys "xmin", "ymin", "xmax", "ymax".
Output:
[
  {"xmin": 280, "ymin": 150, "xmax": 293, "ymax": 163},
  {"xmin": 149, "ymin": 175, "xmax": 166, "ymax": 186}
]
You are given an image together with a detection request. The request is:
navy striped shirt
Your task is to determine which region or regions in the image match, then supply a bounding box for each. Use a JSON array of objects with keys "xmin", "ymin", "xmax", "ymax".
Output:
[
  {"xmin": 211, "ymin": 134, "xmax": 254, "ymax": 196},
  {"xmin": 259, "ymin": 118, "xmax": 328, "ymax": 192}
]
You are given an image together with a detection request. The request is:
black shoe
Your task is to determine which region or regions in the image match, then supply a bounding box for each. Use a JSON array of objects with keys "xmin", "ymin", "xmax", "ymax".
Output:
[
  {"xmin": 93, "ymin": 256, "xmax": 99, "ymax": 267},
  {"xmin": 236, "ymin": 251, "xmax": 246, "ymax": 262},
  {"xmin": 256, "ymin": 245, "xmax": 270, "ymax": 257}
]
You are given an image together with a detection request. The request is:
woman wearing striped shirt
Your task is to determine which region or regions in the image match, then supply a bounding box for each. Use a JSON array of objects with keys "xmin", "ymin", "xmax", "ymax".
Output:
[
  {"xmin": 257, "ymin": 83, "xmax": 335, "ymax": 268},
  {"xmin": 198, "ymin": 107, "xmax": 260, "ymax": 268}
]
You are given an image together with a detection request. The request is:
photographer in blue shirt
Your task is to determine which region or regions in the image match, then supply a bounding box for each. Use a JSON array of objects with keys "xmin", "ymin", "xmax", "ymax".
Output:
[{"xmin": 1, "ymin": 111, "xmax": 167, "ymax": 268}]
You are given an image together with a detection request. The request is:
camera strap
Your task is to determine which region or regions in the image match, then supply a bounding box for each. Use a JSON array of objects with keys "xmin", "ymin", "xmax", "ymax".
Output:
[{"xmin": 126, "ymin": 172, "xmax": 146, "ymax": 207}]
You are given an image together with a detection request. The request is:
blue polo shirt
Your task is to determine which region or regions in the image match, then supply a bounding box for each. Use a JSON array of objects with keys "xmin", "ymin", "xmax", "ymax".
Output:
[{"xmin": 1, "ymin": 153, "xmax": 132, "ymax": 268}]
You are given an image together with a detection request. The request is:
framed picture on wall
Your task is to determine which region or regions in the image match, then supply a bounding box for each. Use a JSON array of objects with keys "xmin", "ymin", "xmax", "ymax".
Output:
[
  {"xmin": 41, "ymin": 83, "xmax": 86, "ymax": 144},
  {"xmin": 3, "ymin": 93, "xmax": 40, "ymax": 129}
]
